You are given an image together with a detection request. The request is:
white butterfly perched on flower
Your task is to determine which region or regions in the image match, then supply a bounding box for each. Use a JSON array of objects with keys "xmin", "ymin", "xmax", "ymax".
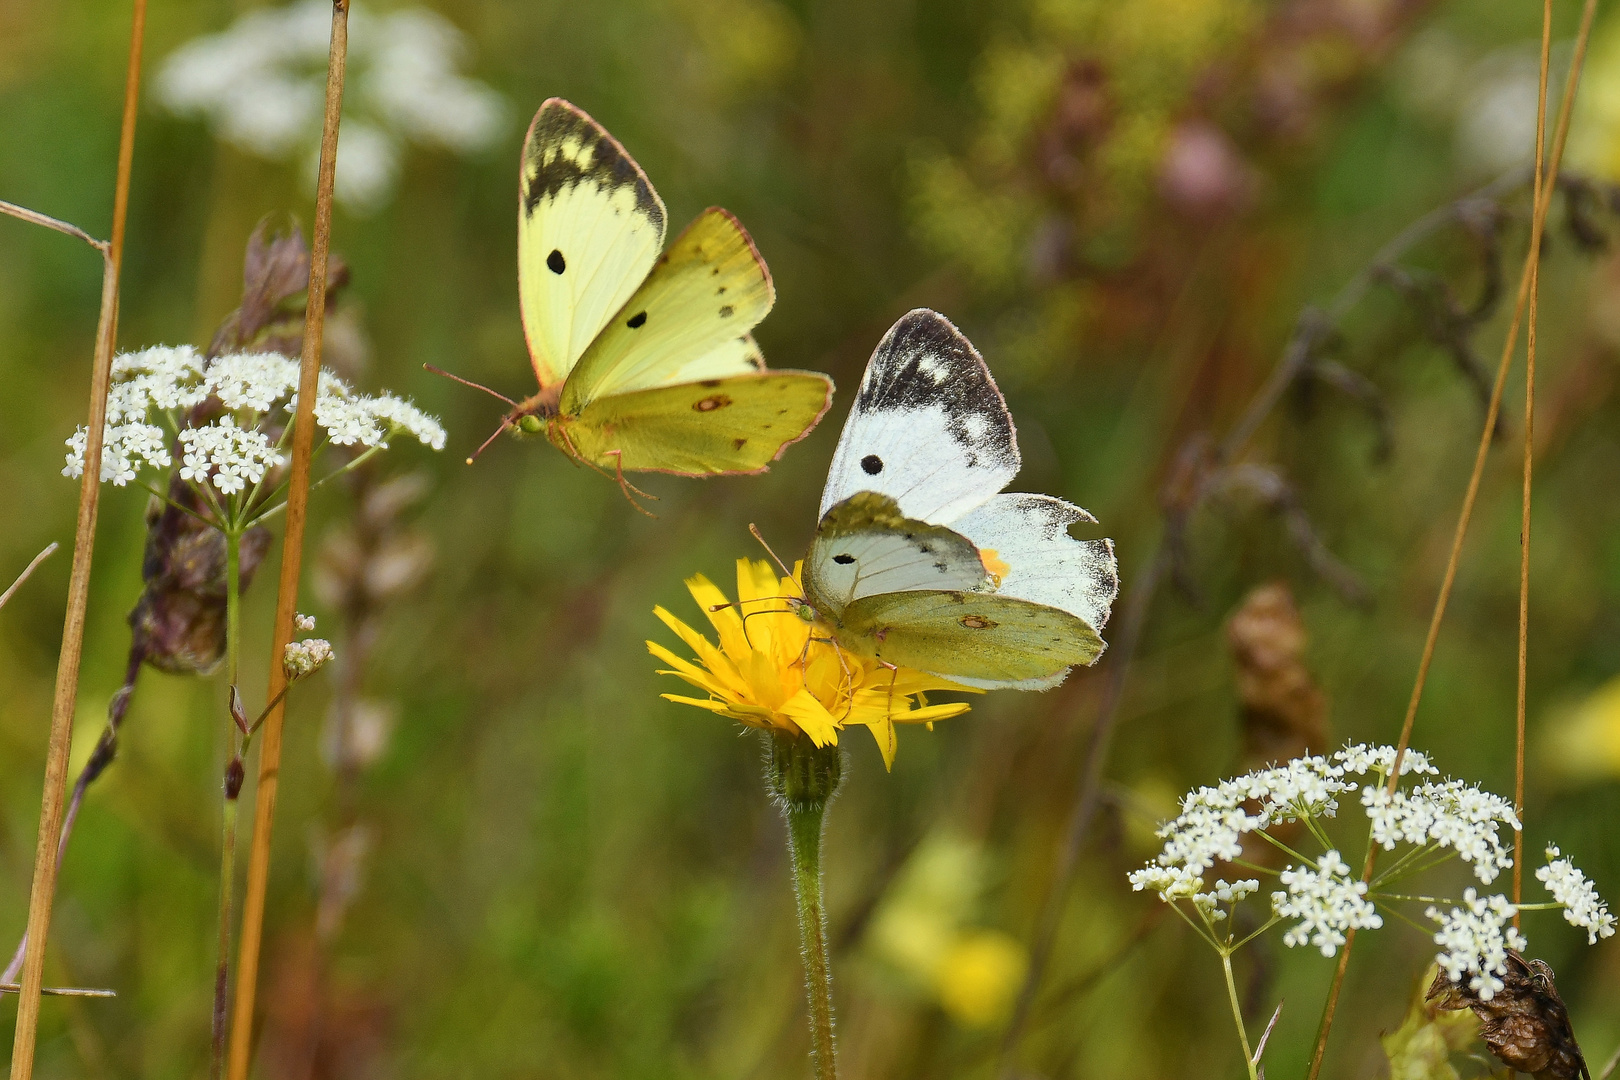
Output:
[{"xmin": 797, "ymin": 309, "xmax": 1118, "ymax": 690}]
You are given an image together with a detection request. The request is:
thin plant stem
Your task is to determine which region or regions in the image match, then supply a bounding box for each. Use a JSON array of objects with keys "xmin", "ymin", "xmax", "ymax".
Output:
[
  {"xmin": 1514, "ymin": 0, "xmax": 1554, "ymax": 921},
  {"xmin": 210, "ymin": 532, "xmax": 244, "ymax": 1080},
  {"xmin": 0, "ymin": 985, "xmax": 115, "ymax": 998},
  {"xmin": 1303, "ymin": 2, "xmax": 1595, "ymax": 1074},
  {"xmin": 0, "ymin": 545, "xmax": 59, "ymax": 612},
  {"xmin": 786, "ymin": 801, "xmax": 838, "ymax": 1080},
  {"xmin": 1221, "ymin": 950, "xmax": 1258, "ymax": 1080},
  {"xmin": 1, "ymin": 653, "xmax": 141, "ymax": 985},
  {"xmin": 8, "ymin": 1, "xmax": 146, "ymax": 1075},
  {"xmin": 0, "ymin": 201, "xmax": 107, "ymax": 254},
  {"xmin": 228, "ymin": 5, "xmax": 351, "ymax": 1075}
]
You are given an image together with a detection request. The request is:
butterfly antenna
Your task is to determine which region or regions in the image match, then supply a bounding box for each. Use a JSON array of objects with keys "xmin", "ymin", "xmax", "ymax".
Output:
[
  {"xmin": 748, "ymin": 523, "xmax": 797, "ymax": 581},
  {"xmin": 465, "ymin": 420, "xmax": 510, "ymax": 466},
  {"xmin": 423, "ymin": 363, "xmax": 517, "ymax": 406},
  {"xmin": 709, "ymin": 595, "xmax": 800, "ymax": 613}
]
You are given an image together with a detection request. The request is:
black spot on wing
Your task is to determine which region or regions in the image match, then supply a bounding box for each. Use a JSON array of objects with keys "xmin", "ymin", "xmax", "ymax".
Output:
[
  {"xmin": 856, "ymin": 309, "xmax": 1017, "ymax": 469},
  {"xmin": 547, "ymin": 249, "xmax": 566, "ymax": 274},
  {"xmin": 626, "ymin": 310, "xmax": 647, "ymax": 328},
  {"xmin": 521, "ymin": 101, "xmax": 665, "ymax": 229},
  {"xmin": 833, "ymin": 554, "xmax": 855, "ymax": 565},
  {"xmin": 861, "ymin": 454, "xmax": 883, "ymax": 474}
]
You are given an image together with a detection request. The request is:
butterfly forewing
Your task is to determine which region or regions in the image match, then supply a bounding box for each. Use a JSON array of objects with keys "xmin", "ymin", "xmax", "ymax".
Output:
[
  {"xmin": 519, "ymin": 99, "xmax": 666, "ymax": 389},
  {"xmin": 805, "ymin": 492, "xmax": 991, "ymax": 617},
  {"xmin": 818, "ymin": 309, "xmax": 1019, "ymax": 523}
]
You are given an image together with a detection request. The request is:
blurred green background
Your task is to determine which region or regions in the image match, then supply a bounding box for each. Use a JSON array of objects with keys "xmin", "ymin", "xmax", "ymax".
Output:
[{"xmin": 3, "ymin": 0, "xmax": 1620, "ymax": 1076}]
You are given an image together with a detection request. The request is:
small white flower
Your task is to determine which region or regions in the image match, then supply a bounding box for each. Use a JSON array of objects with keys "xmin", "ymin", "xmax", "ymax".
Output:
[
  {"xmin": 1273, "ymin": 850, "xmax": 1383, "ymax": 957},
  {"xmin": 1428, "ymin": 889, "xmax": 1526, "ymax": 1000},
  {"xmin": 1360, "ymin": 778, "xmax": 1518, "ymax": 884},
  {"xmin": 284, "ymin": 637, "xmax": 334, "ymax": 678},
  {"xmin": 1537, "ymin": 846, "xmax": 1617, "ymax": 944},
  {"xmin": 63, "ymin": 347, "xmax": 443, "ymax": 496},
  {"xmin": 1335, "ymin": 742, "xmax": 1437, "ymax": 777},
  {"xmin": 158, "ymin": 0, "xmax": 506, "ymax": 212},
  {"xmin": 294, "ymin": 613, "xmax": 316, "ymax": 632}
]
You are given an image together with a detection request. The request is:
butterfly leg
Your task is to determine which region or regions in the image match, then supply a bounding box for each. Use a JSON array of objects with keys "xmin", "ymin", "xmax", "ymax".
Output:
[{"xmin": 605, "ymin": 449, "xmax": 660, "ymax": 518}]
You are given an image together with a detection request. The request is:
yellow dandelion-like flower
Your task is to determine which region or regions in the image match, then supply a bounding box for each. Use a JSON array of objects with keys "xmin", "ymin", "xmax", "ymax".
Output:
[{"xmin": 649, "ymin": 558, "xmax": 978, "ymax": 768}]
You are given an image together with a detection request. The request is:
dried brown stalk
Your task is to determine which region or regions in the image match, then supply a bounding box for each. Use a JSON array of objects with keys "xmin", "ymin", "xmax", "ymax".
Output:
[
  {"xmin": 6, "ymin": 2, "xmax": 146, "ymax": 1076},
  {"xmin": 0, "ymin": 545, "xmax": 59, "ymax": 612},
  {"xmin": 1304, "ymin": 1, "xmax": 1598, "ymax": 1075},
  {"xmin": 227, "ymin": 4, "xmax": 352, "ymax": 1077}
]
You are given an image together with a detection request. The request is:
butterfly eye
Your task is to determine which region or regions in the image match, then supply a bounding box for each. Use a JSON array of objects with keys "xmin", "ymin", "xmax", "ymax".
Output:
[
  {"xmin": 547, "ymin": 249, "xmax": 566, "ymax": 274},
  {"xmin": 860, "ymin": 454, "xmax": 883, "ymax": 475}
]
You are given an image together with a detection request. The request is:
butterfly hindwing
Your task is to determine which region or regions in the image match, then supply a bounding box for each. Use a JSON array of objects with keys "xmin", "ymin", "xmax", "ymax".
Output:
[
  {"xmin": 818, "ymin": 309, "xmax": 1019, "ymax": 523},
  {"xmin": 950, "ymin": 493, "xmax": 1119, "ymax": 632},
  {"xmin": 562, "ymin": 371, "xmax": 833, "ymax": 475},
  {"xmin": 519, "ymin": 99, "xmax": 666, "ymax": 390},
  {"xmin": 561, "ymin": 208, "xmax": 775, "ymax": 411},
  {"xmin": 804, "ymin": 492, "xmax": 991, "ymax": 616},
  {"xmin": 834, "ymin": 589, "xmax": 1104, "ymax": 690}
]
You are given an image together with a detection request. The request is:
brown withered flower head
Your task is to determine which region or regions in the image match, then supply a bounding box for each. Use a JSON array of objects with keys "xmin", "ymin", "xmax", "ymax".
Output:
[
  {"xmin": 130, "ymin": 476, "xmax": 271, "ymax": 675},
  {"xmin": 1427, "ymin": 950, "xmax": 1591, "ymax": 1080}
]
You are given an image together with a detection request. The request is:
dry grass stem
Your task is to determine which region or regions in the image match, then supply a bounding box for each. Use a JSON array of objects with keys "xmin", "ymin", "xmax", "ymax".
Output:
[
  {"xmin": 0, "ymin": 545, "xmax": 59, "ymax": 612},
  {"xmin": 7, "ymin": 1, "xmax": 145, "ymax": 1076},
  {"xmin": 227, "ymin": 4, "xmax": 351, "ymax": 1077},
  {"xmin": 0, "ymin": 203, "xmax": 107, "ymax": 253},
  {"xmin": 0, "ymin": 985, "xmax": 116, "ymax": 999}
]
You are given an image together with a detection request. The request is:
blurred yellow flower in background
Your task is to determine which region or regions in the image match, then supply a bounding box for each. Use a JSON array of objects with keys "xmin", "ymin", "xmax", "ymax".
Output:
[
  {"xmin": 1544, "ymin": 674, "xmax": 1620, "ymax": 780},
  {"xmin": 649, "ymin": 559, "xmax": 975, "ymax": 768},
  {"xmin": 1569, "ymin": 17, "xmax": 1620, "ymax": 181},
  {"xmin": 866, "ymin": 831, "xmax": 1028, "ymax": 1028}
]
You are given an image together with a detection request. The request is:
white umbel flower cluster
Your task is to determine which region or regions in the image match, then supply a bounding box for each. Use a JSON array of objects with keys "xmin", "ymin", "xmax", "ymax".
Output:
[
  {"xmin": 1427, "ymin": 889, "xmax": 1527, "ymax": 1000},
  {"xmin": 1361, "ymin": 779, "xmax": 1520, "ymax": 884},
  {"xmin": 1128, "ymin": 743, "xmax": 1616, "ymax": 982},
  {"xmin": 1537, "ymin": 846, "xmax": 1617, "ymax": 944},
  {"xmin": 283, "ymin": 637, "xmax": 334, "ymax": 679},
  {"xmin": 1272, "ymin": 850, "xmax": 1383, "ymax": 956},
  {"xmin": 63, "ymin": 345, "xmax": 445, "ymax": 495},
  {"xmin": 158, "ymin": 1, "xmax": 505, "ymax": 211}
]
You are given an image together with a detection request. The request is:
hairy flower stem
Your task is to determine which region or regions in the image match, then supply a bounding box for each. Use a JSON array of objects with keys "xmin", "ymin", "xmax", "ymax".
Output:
[
  {"xmin": 1221, "ymin": 951, "xmax": 1258, "ymax": 1080},
  {"xmin": 210, "ymin": 532, "xmax": 244, "ymax": 1080},
  {"xmin": 766, "ymin": 735, "xmax": 842, "ymax": 1080},
  {"xmin": 789, "ymin": 804, "xmax": 836, "ymax": 1079}
]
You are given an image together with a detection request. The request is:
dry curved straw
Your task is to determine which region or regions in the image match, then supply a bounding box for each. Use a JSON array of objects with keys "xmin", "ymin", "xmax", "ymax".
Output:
[
  {"xmin": 1304, "ymin": 1, "xmax": 1597, "ymax": 1075},
  {"xmin": 226, "ymin": 4, "xmax": 352, "ymax": 1077},
  {"xmin": 0, "ymin": 0, "xmax": 146, "ymax": 1074}
]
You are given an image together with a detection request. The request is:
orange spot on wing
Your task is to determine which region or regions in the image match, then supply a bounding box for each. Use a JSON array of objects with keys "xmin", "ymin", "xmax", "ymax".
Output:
[{"xmin": 979, "ymin": 547, "xmax": 1010, "ymax": 586}]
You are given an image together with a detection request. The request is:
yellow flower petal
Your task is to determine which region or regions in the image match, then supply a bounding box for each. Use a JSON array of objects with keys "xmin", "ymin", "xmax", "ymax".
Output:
[
  {"xmin": 778, "ymin": 688, "xmax": 842, "ymax": 747},
  {"xmin": 866, "ymin": 716, "xmax": 898, "ymax": 771},
  {"xmin": 647, "ymin": 641, "xmax": 739, "ymax": 701},
  {"xmin": 684, "ymin": 575, "xmax": 750, "ymax": 660},
  {"xmin": 651, "ymin": 609, "xmax": 748, "ymax": 696}
]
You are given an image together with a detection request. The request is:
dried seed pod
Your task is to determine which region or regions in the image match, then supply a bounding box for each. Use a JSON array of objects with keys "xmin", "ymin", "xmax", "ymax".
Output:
[
  {"xmin": 128, "ymin": 476, "xmax": 271, "ymax": 674},
  {"xmin": 207, "ymin": 216, "xmax": 354, "ymax": 366},
  {"xmin": 1426, "ymin": 951, "xmax": 1591, "ymax": 1080},
  {"xmin": 1228, "ymin": 581, "xmax": 1329, "ymax": 765}
]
